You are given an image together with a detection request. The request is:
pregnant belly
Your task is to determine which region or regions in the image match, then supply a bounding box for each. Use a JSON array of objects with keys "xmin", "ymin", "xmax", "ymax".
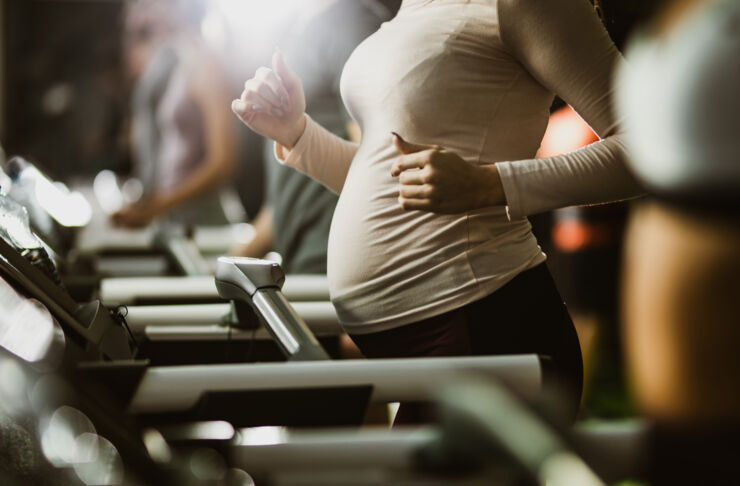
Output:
[
  {"xmin": 326, "ymin": 169, "xmax": 471, "ymax": 300},
  {"xmin": 322, "ymin": 137, "xmax": 539, "ymax": 326}
]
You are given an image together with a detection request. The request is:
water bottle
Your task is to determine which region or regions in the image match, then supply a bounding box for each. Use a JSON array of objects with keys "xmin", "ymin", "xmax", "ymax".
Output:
[
  {"xmin": 0, "ymin": 193, "xmax": 64, "ymax": 288},
  {"xmin": 4, "ymin": 157, "xmax": 56, "ymax": 238}
]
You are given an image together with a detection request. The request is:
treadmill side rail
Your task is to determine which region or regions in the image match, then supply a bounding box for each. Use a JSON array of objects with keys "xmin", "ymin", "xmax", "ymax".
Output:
[
  {"xmin": 128, "ymin": 354, "xmax": 542, "ymax": 414},
  {"xmin": 124, "ymin": 301, "xmax": 341, "ymax": 335},
  {"xmin": 230, "ymin": 427, "xmax": 439, "ymax": 474},
  {"xmin": 99, "ymin": 274, "xmax": 330, "ymax": 304}
]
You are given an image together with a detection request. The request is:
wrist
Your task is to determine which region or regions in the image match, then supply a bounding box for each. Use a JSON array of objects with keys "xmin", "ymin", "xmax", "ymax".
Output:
[
  {"xmin": 478, "ymin": 164, "xmax": 506, "ymax": 207},
  {"xmin": 283, "ymin": 114, "xmax": 307, "ymax": 150},
  {"xmin": 146, "ymin": 195, "xmax": 170, "ymax": 217}
]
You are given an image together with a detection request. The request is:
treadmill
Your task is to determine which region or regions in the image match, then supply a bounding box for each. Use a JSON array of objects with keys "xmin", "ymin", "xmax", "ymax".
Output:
[
  {"xmin": 160, "ymin": 258, "xmax": 645, "ymax": 484},
  {"xmin": 0, "ymin": 272, "xmax": 632, "ymax": 486},
  {"xmin": 0, "ymin": 167, "xmax": 340, "ymax": 361},
  {"xmin": 0, "ymin": 195, "xmax": 648, "ymax": 484},
  {"xmin": 149, "ymin": 257, "xmax": 644, "ymax": 484},
  {"xmin": 218, "ymin": 380, "xmax": 648, "ymax": 486},
  {"xmin": 2, "ymin": 157, "xmax": 235, "ymax": 283},
  {"xmin": 0, "ymin": 249, "xmax": 248, "ymax": 486},
  {"xmin": 0, "ymin": 192, "xmax": 545, "ymax": 428},
  {"xmin": 1, "ymin": 159, "xmax": 343, "ymax": 358}
]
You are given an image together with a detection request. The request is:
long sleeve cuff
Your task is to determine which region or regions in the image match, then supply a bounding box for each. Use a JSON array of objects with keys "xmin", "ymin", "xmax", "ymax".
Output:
[
  {"xmin": 274, "ymin": 115, "xmax": 313, "ymax": 169},
  {"xmin": 273, "ymin": 114, "xmax": 358, "ymax": 194}
]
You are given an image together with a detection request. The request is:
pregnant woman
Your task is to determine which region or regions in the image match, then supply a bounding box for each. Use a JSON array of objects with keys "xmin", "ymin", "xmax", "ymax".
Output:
[{"xmin": 232, "ymin": 0, "xmax": 639, "ymax": 422}]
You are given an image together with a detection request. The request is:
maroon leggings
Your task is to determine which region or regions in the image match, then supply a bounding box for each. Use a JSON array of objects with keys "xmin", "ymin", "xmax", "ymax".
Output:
[{"xmin": 349, "ymin": 263, "xmax": 583, "ymax": 424}]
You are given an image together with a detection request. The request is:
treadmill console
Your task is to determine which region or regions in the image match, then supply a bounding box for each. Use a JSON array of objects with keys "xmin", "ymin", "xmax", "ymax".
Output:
[
  {"xmin": 214, "ymin": 257, "xmax": 330, "ymax": 361},
  {"xmin": 215, "ymin": 257, "xmax": 285, "ymax": 299}
]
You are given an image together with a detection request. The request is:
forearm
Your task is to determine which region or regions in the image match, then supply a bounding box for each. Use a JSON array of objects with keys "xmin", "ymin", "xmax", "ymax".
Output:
[
  {"xmin": 275, "ymin": 115, "xmax": 359, "ymax": 194},
  {"xmin": 151, "ymin": 63, "xmax": 237, "ymax": 216},
  {"xmin": 232, "ymin": 205, "xmax": 274, "ymax": 257},
  {"xmin": 495, "ymin": 0, "xmax": 642, "ymax": 219},
  {"xmin": 148, "ymin": 152, "xmax": 235, "ymax": 216},
  {"xmin": 496, "ymin": 135, "xmax": 640, "ymax": 219}
]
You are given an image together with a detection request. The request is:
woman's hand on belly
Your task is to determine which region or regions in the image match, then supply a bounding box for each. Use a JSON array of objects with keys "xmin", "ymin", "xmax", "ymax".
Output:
[
  {"xmin": 391, "ymin": 133, "xmax": 506, "ymax": 214},
  {"xmin": 231, "ymin": 50, "xmax": 307, "ymax": 149}
]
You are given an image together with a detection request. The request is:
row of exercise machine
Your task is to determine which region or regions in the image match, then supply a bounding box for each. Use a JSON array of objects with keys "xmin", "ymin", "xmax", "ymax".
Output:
[{"xmin": 0, "ymin": 156, "xmax": 646, "ymax": 485}]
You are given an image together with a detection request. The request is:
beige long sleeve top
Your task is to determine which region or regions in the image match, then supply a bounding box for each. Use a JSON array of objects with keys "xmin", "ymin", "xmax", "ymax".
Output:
[{"xmin": 277, "ymin": 0, "xmax": 639, "ymax": 333}]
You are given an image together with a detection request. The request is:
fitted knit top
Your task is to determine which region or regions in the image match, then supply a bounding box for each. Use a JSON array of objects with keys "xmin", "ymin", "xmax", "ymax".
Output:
[{"xmin": 277, "ymin": 0, "xmax": 639, "ymax": 333}]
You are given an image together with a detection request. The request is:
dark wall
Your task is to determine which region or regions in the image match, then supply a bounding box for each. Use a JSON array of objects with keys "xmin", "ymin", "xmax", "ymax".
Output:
[
  {"xmin": 3, "ymin": 0, "xmax": 128, "ymax": 179},
  {"xmin": 378, "ymin": 0, "xmax": 402, "ymax": 15},
  {"xmin": 599, "ymin": 0, "xmax": 669, "ymax": 48}
]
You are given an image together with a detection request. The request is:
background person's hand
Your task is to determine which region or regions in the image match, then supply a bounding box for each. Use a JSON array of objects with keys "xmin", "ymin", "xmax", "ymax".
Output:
[
  {"xmin": 111, "ymin": 199, "xmax": 162, "ymax": 228},
  {"xmin": 391, "ymin": 133, "xmax": 506, "ymax": 213},
  {"xmin": 231, "ymin": 50, "xmax": 307, "ymax": 149}
]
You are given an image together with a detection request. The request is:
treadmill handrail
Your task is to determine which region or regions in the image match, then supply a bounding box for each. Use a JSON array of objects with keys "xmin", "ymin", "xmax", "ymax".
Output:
[
  {"xmin": 123, "ymin": 302, "xmax": 341, "ymax": 334},
  {"xmin": 99, "ymin": 274, "xmax": 331, "ymax": 304},
  {"xmin": 231, "ymin": 427, "xmax": 439, "ymax": 473},
  {"xmin": 128, "ymin": 354, "xmax": 542, "ymax": 413},
  {"xmin": 160, "ymin": 235, "xmax": 211, "ymax": 276},
  {"xmin": 229, "ymin": 417, "xmax": 647, "ymax": 483}
]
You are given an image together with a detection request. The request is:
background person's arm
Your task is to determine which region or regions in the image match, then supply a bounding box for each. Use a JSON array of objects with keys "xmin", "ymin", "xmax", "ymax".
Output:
[
  {"xmin": 231, "ymin": 205, "xmax": 275, "ymax": 258},
  {"xmin": 114, "ymin": 56, "xmax": 236, "ymax": 227}
]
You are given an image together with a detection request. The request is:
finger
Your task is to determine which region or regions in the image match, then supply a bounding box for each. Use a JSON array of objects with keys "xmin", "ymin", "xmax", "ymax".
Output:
[
  {"xmin": 399, "ymin": 169, "xmax": 425, "ymax": 185},
  {"xmin": 232, "ymin": 99, "xmax": 249, "ymax": 117},
  {"xmin": 392, "ymin": 132, "xmax": 433, "ymax": 155},
  {"xmin": 256, "ymin": 68, "xmax": 290, "ymax": 108},
  {"xmin": 239, "ymin": 89, "xmax": 262, "ymax": 111},
  {"xmin": 249, "ymin": 73, "xmax": 285, "ymax": 108},
  {"xmin": 398, "ymin": 196, "xmax": 433, "ymax": 211},
  {"xmin": 241, "ymin": 88, "xmax": 284, "ymax": 117},
  {"xmin": 272, "ymin": 49, "xmax": 299, "ymax": 93},
  {"xmin": 391, "ymin": 152, "xmax": 430, "ymax": 176},
  {"xmin": 399, "ymin": 184, "xmax": 432, "ymax": 199},
  {"xmin": 244, "ymin": 79, "xmax": 283, "ymax": 110},
  {"xmin": 255, "ymin": 83, "xmax": 283, "ymax": 109},
  {"xmin": 232, "ymin": 99, "xmax": 263, "ymax": 124}
]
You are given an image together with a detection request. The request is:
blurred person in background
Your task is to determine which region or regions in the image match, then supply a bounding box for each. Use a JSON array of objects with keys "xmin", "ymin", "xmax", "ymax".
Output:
[
  {"xmin": 113, "ymin": 0, "xmax": 237, "ymax": 228},
  {"xmin": 120, "ymin": 0, "xmax": 177, "ymax": 212},
  {"xmin": 617, "ymin": 0, "xmax": 740, "ymax": 483},
  {"xmin": 233, "ymin": 0, "xmax": 392, "ymax": 275}
]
